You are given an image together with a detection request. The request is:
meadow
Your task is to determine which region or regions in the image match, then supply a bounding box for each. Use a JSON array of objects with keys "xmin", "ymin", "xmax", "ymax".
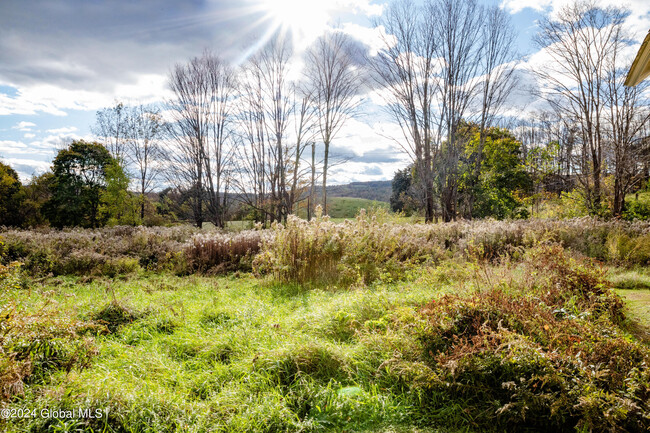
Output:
[{"xmin": 1, "ymin": 212, "xmax": 650, "ymax": 432}]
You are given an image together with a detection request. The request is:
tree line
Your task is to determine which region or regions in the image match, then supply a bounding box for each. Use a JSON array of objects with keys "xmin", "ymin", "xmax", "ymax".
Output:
[
  {"xmin": 387, "ymin": 0, "xmax": 650, "ymax": 221},
  {"xmin": 1, "ymin": 0, "xmax": 649, "ymax": 228},
  {"xmin": 1, "ymin": 29, "xmax": 363, "ymax": 228}
]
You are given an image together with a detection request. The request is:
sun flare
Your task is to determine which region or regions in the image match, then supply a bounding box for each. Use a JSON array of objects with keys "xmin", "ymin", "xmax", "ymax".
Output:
[{"xmin": 260, "ymin": 0, "xmax": 331, "ymax": 47}]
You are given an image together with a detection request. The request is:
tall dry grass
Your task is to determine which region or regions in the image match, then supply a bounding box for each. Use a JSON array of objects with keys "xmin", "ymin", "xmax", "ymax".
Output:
[
  {"xmin": 3, "ymin": 215, "xmax": 650, "ymax": 279},
  {"xmin": 254, "ymin": 215, "xmax": 650, "ymax": 286}
]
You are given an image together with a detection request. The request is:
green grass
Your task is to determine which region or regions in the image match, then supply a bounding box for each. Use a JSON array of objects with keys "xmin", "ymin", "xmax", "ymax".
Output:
[
  {"xmin": 625, "ymin": 190, "xmax": 650, "ymax": 205},
  {"xmin": 616, "ymin": 289, "xmax": 650, "ymax": 341},
  {"xmin": 4, "ymin": 243, "xmax": 650, "ymax": 432},
  {"xmin": 609, "ymin": 269, "xmax": 650, "ymax": 291},
  {"xmin": 293, "ymin": 197, "xmax": 389, "ymax": 220},
  {"xmin": 326, "ymin": 197, "xmax": 389, "ymax": 219},
  {"xmin": 2, "ymin": 270, "xmax": 456, "ymax": 433},
  {"xmin": 611, "ymin": 269, "xmax": 650, "ymax": 341},
  {"xmin": 222, "ymin": 198, "xmax": 391, "ymax": 230}
]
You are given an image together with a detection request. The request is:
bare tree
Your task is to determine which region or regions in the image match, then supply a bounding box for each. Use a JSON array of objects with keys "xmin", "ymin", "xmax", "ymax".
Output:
[
  {"xmin": 431, "ymin": 0, "xmax": 482, "ymax": 222},
  {"xmin": 515, "ymin": 110, "xmax": 578, "ymax": 205},
  {"xmin": 305, "ymin": 31, "xmax": 363, "ymax": 215},
  {"xmin": 308, "ymin": 139, "xmax": 317, "ymax": 220},
  {"xmin": 255, "ymin": 39, "xmax": 292, "ymax": 222},
  {"xmin": 93, "ymin": 102, "xmax": 128, "ymax": 163},
  {"xmin": 289, "ymin": 91, "xmax": 318, "ymax": 217},
  {"xmin": 372, "ymin": 0, "xmax": 438, "ymax": 222},
  {"xmin": 605, "ymin": 53, "xmax": 650, "ymax": 216},
  {"xmin": 236, "ymin": 66, "xmax": 269, "ymax": 223},
  {"xmin": 534, "ymin": 0, "xmax": 627, "ymax": 213},
  {"xmin": 374, "ymin": 0, "xmax": 510, "ymax": 222},
  {"xmin": 126, "ymin": 105, "xmax": 164, "ymax": 220},
  {"xmin": 204, "ymin": 56, "xmax": 237, "ymax": 228},
  {"xmin": 235, "ymin": 38, "xmax": 317, "ymax": 223},
  {"xmin": 166, "ymin": 50, "xmax": 236, "ymax": 228}
]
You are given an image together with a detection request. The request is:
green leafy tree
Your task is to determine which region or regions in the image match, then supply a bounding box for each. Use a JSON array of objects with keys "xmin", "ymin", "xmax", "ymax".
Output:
[
  {"xmin": 390, "ymin": 167, "xmax": 411, "ymax": 212},
  {"xmin": 44, "ymin": 140, "xmax": 121, "ymax": 228},
  {"xmin": 0, "ymin": 161, "xmax": 25, "ymax": 226},
  {"xmin": 390, "ymin": 166, "xmax": 422, "ymax": 216},
  {"xmin": 99, "ymin": 159, "xmax": 139, "ymax": 225},
  {"xmin": 21, "ymin": 172, "xmax": 54, "ymax": 227},
  {"xmin": 460, "ymin": 126, "xmax": 531, "ymax": 219}
]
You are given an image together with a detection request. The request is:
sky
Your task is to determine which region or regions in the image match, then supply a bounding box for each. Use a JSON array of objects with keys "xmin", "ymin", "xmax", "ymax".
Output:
[{"xmin": 0, "ymin": 0, "xmax": 649, "ymax": 185}]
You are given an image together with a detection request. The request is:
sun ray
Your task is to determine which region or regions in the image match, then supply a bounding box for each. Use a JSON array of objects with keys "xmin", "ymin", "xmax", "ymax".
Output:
[{"xmin": 257, "ymin": 0, "xmax": 332, "ymax": 50}]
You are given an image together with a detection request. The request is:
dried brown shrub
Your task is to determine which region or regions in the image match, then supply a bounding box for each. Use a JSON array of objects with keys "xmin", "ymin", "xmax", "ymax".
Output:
[{"xmin": 184, "ymin": 230, "xmax": 263, "ymax": 273}]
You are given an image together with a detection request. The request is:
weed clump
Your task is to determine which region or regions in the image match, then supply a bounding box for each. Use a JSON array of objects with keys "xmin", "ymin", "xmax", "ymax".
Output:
[
  {"xmin": 0, "ymin": 303, "xmax": 102, "ymax": 401},
  {"xmin": 256, "ymin": 343, "xmax": 349, "ymax": 387},
  {"xmin": 606, "ymin": 231, "xmax": 650, "ymax": 265},
  {"xmin": 91, "ymin": 300, "xmax": 143, "ymax": 333},
  {"xmin": 412, "ymin": 245, "xmax": 650, "ymax": 432},
  {"xmin": 525, "ymin": 243, "xmax": 625, "ymax": 323},
  {"xmin": 254, "ymin": 211, "xmax": 441, "ymax": 286}
]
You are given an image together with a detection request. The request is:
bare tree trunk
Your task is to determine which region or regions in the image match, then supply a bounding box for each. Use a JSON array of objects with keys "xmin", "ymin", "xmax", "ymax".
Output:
[
  {"xmin": 309, "ymin": 141, "xmax": 315, "ymax": 220},
  {"xmin": 305, "ymin": 31, "xmax": 363, "ymax": 216},
  {"xmin": 322, "ymin": 139, "xmax": 329, "ymax": 213}
]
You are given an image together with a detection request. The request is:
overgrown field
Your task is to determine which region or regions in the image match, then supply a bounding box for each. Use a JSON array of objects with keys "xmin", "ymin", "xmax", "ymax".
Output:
[{"xmin": 2, "ymin": 214, "xmax": 650, "ymax": 432}]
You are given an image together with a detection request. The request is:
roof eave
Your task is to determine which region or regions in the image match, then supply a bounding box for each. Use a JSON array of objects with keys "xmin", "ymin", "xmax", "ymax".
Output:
[{"xmin": 625, "ymin": 30, "xmax": 650, "ymax": 87}]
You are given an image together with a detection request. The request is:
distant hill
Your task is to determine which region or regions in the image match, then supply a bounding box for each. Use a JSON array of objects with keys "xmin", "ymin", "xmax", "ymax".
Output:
[{"xmin": 325, "ymin": 180, "xmax": 391, "ymax": 202}]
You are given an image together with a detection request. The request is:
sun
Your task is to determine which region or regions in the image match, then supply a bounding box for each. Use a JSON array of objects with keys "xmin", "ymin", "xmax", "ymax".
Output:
[{"xmin": 259, "ymin": 0, "xmax": 332, "ymax": 47}]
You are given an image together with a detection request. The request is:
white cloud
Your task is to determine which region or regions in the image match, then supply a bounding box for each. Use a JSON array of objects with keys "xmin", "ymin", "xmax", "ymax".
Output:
[
  {"xmin": 0, "ymin": 91, "xmax": 68, "ymax": 116},
  {"xmin": 46, "ymin": 126, "xmax": 78, "ymax": 134},
  {"xmin": 0, "ymin": 73, "xmax": 172, "ymax": 117},
  {"xmin": 334, "ymin": 118, "xmax": 400, "ymax": 156},
  {"xmin": 330, "ymin": 160, "xmax": 402, "ymax": 183},
  {"xmin": 341, "ymin": 0, "xmax": 384, "ymax": 17},
  {"xmin": 341, "ymin": 23, "xmax": 393, "ymax": 56},
  {"xmin": 0, "ymin": 157, "xmax": 51, "ymax": 182},
  {"xmin": 0, "ymin": 140, "xmax": 29, "ymax": 153},
  {"xmin": 500, "ymin": 0, "xmax": 552, "ymax": 14},
  {"xmin": 1, "ymin": 136, "xmax": 68, "ymax": 157},
  {"xmin": 12, "ymin": 121, "xmax": 36, "ymax": 131},
  {"xmin": 23, "ymin": 133, "xmax": 35, "ymax": 138},
  {"xmin": 113, "ymin": 73, "xmax": 172, "ymax": 104},
  {"xmin": 501, "ymin": 0, "xmax": 650, "ymax": 41},
  {"xmin": 29, "ymin": 133, "xmax": 93, "ymax": 152}
]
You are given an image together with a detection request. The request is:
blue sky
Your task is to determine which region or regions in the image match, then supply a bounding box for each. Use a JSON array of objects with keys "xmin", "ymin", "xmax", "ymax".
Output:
[{"xmin": 1, "ymin": 0, "xmax": 648, "ymax": 184}]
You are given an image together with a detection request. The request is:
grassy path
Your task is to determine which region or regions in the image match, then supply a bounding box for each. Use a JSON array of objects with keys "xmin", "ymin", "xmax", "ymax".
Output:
[
  {"xmin": 617, "ymin": 289, "xmax": 650, "ymax": 341},
  {"xmin": 610, "ymin": 269, "xmax": 650, "ymax": 342}
]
